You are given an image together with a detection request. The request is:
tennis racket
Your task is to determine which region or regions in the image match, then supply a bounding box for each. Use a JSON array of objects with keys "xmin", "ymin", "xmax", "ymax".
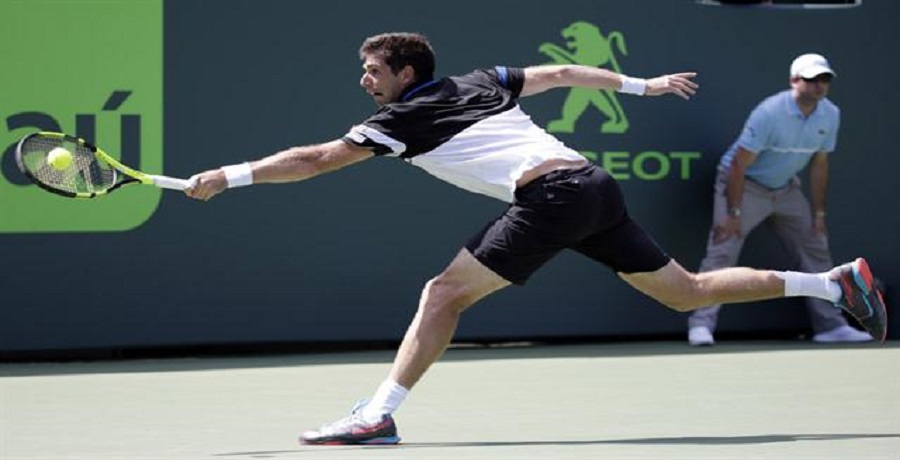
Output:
[{"xmin": 15, "ymin": 131, "xmax": 194, "ymax": 198}]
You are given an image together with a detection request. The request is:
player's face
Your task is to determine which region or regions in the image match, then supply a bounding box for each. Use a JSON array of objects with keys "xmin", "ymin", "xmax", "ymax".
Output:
[
  {"xmin": 792, "ymin": 73, "xmax": 832, "ymax": 103},
  {"xmin": 360, "ymin": 54, "xmax": 411, "ymax": 106}
]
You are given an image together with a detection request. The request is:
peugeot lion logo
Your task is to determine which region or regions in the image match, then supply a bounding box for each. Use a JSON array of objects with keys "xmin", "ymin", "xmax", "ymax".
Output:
[{"xmin": 539, "ymin": 21, "xmax": 630, "ymax": 134}]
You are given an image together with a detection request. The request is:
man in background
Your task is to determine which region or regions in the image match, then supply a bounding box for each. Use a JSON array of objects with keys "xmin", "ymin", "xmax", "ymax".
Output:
[{"xmin": 687, "ymin": 53, "xmax": 872, "ymax": 346}]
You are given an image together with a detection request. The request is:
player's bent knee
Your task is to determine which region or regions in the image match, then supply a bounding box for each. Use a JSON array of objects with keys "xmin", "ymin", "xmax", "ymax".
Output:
[
  {"xmin": 622, "ymin": 264, "xmax": 705, "ymax": 312},
  {"xmin": 421, "ymin": 275, "xmax": 471, "ymax": 314}
]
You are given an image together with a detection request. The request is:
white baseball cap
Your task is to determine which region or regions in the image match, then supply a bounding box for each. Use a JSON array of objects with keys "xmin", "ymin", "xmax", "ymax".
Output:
[{"xmin": 790, "ymin": 53, "xmax": 837, "ymax": 79}]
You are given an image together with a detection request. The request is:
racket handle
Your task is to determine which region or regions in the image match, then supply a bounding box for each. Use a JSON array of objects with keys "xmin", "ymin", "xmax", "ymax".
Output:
[{"xmin": 148, "ymin": 174, "xmax": 194, "ymax": 191}]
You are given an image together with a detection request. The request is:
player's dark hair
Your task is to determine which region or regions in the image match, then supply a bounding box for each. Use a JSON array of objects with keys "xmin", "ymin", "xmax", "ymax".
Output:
[{"xmin": 359, "ymin": 32, "xmax": 435, "ymax": 81}]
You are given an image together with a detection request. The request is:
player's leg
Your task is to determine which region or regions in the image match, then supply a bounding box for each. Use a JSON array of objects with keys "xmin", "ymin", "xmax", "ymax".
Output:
[
  {"xmin": 617, "ymin": 241, "xmax": 886, "ymax": 343},
  {"xmin": 388, "ymin": 248, "xmax": 510, "ymax": 390},
  {"xmin": 299, "ymin": 248, "xmax": 509, "ymax": 445},
  {"xmin": 620, "ymin": 259, "xmax": 785, "ymax": 312}
]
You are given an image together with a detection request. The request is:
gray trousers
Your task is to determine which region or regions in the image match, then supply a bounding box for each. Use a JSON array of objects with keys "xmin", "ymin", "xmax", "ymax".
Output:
[{"xmin": 687, "ymin": 170, "xmax": 847, "ymax": 333}]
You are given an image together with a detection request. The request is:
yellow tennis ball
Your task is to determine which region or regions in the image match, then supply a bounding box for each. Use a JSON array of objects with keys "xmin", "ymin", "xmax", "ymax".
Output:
[{"xmin": 47, "ymin": 147, "xmax": 74, "ymax": 170}]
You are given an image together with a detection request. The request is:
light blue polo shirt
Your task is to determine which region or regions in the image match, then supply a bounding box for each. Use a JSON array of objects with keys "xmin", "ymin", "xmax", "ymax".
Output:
[{"xmin": 719, "ymin": 90, "xmax": 840, "ymax": 189}]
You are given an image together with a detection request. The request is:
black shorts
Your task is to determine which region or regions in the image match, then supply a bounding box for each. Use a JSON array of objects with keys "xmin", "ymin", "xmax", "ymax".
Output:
[{"xmin": 465, "ymin": 164, "xmax": 670, "ymax": 285}]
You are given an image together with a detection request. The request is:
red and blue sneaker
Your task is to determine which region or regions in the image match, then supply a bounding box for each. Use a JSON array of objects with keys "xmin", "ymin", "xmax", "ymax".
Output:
[
  {"xmin": 299, "ymin": 400, "xmax": 400, "ymax": 445},
  {"xmin": 832, "ymin": 258, "xmax": 888, "ymax": 343}
]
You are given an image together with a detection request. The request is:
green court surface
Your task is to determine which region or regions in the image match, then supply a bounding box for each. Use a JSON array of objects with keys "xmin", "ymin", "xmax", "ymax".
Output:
[{"xmin": 1, "ymin": 341, "xmax": 898, "ymax": 459}]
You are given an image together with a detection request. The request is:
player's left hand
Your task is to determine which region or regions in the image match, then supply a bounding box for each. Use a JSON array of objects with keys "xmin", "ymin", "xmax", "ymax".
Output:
[
  {"xmin": 185, "ymin": 169, "xmax": 228, "ymax": 201},
  {"xmin": 645, "ymin": 72, "xmax": 698, "ymax": 100}
]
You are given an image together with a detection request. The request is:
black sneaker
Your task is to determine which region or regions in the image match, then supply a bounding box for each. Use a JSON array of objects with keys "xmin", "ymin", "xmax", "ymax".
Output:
[
  {"xmin": 833, "ymin": 258, "xmax": 888, "ymax": 343},
  {"xmin": 299, "ymin": 401, "xmax": 400, "ymax": 445}
]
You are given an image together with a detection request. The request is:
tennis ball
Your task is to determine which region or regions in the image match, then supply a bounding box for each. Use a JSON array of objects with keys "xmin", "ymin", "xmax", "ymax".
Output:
[{"xmin": 47, "ymin": 147, "xmax": 74, "ymax": 170}]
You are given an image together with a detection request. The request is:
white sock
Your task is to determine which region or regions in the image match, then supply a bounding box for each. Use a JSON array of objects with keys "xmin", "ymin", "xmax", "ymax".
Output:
[
  {"xmin": 778, "ymin": 271, "xmax": 841, "ymax": 303},
  {"xmin": 361, "ymin": 378, "xmax": 408, "ymax": 422}
]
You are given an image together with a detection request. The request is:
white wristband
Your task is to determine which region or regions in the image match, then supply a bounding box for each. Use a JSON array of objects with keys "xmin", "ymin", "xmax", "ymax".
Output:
[
  {"xmin": 618, "ymin": 76, "xmax": 647, "ymax": 95},
  {"xmin": 222, "ymin": 162, "xmax": 253, "ymax": 188}
]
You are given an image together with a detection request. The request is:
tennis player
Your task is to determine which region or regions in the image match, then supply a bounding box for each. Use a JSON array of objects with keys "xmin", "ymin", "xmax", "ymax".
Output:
[{"xmin": 185, "ymin": 32, "xmax": 887, "ymax": 445}]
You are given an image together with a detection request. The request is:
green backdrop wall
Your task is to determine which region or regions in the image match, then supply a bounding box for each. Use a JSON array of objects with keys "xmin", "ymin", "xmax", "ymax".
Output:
[{"xmin": 1, "ymin": 0, "xmax": 897, "ymax": 354}]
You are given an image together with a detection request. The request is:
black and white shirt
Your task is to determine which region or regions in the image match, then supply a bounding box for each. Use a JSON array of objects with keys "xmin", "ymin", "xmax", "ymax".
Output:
[{"xmin": 343, "ymin": 66, "xmax": 584, "ymax": 202}]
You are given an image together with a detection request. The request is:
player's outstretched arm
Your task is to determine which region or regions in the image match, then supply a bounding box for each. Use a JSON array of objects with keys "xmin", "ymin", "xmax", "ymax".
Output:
[
  {"xmin": 185, "ymin": 140, "xmax": 374, "ymax": 201},
  {"xmin": 521, "ymin": 65, "xmax": 698, "ymax": 100}
]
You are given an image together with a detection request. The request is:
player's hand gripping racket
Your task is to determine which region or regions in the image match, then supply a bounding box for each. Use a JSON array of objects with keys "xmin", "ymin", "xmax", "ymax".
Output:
[{"xmin": 15, "ymin": 131, "xmax": 193, "ymax": 198}]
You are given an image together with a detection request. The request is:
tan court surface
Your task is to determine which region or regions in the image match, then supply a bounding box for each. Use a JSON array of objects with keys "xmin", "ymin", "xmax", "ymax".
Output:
[{"xmin": 1, "ymin": 341, "xmax": 898, "ymax": 459}]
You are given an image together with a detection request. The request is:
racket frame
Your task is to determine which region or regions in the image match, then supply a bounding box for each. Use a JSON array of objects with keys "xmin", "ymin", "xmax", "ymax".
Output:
[{"xmin": 16, "ymin": 131, "xmax": 188, "ymax": 198}]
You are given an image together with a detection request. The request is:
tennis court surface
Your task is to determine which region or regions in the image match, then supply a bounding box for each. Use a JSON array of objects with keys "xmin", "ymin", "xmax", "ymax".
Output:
[{"xmin": 2, "ymin": 341, "xmax": 898, "ymax": 459}]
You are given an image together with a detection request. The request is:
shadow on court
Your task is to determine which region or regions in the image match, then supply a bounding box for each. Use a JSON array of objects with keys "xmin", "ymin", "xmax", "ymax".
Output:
[
  {"xmin": 213, "ymin": 433, "xmax": 900, "ymax": 457},
  {"xmin": 409, "ymin": 433, "xmax": 900, "ymax": 446}
]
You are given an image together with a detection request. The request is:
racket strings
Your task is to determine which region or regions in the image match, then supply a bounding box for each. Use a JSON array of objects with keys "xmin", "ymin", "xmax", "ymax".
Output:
[{"xmin": 19, "ymin": 136, "xmax": 117, "ymax": 195}]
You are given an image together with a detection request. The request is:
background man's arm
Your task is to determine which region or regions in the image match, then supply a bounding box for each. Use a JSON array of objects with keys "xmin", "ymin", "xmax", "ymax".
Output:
[
  {"xmin": 809, "ymin": 151, "xmax": 830, "ymax": 234},
  {"xmin": 715, "ymin": 146, "xmax": 757, "ymax": 243}
]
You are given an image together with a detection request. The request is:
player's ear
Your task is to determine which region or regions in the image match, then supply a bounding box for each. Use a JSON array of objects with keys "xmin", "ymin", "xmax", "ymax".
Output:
[{"xmin": 399, "ymin": 65, "xmax": 416, "ymax": 85}]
